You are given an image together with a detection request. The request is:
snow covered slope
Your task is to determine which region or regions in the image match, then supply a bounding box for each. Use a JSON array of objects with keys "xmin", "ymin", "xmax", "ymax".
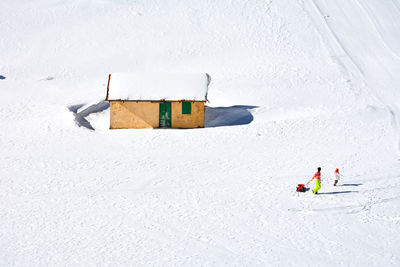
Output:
[{"xmin": 0, "ymin": 0, "xmax": 399, "ymax": 266}]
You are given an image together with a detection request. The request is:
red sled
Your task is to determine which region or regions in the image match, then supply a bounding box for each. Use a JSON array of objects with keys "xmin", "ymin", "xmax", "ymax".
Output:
[{"xmin": 296, "ymin": 184, "xmax": 306, "ymax": 192}]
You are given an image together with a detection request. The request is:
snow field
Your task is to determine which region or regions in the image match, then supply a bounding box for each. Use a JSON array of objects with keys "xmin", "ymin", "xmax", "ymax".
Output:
[{"xmin": 1, "ymin": 0, "xmax": 400, "ymax": 266}]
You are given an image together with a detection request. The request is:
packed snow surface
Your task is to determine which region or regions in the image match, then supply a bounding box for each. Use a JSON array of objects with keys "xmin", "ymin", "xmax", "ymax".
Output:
[
  {"xmin": 1, "ymin": 0, "xmax": 400, "ymax": 266},
  {"xmin": 107, "ymin": 72, "xmax": 209, "ymax": 101}
]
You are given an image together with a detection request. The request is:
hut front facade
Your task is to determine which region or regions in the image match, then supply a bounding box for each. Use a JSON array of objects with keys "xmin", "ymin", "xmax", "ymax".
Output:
[{"xmin": 106, "ymin": 72, "xmax": 210, "ymax": 129}]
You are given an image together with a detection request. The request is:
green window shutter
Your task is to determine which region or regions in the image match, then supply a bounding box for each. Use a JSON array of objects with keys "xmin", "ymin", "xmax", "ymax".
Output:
[{"xmin": 182, "ymin": 102, "xmax": 191, "ymax": 114}]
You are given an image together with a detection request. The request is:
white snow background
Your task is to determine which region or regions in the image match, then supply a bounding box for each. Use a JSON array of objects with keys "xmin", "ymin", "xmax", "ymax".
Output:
[{"xmin": 1, "ymin": 0, "xmax": 400, "ymax": 266}]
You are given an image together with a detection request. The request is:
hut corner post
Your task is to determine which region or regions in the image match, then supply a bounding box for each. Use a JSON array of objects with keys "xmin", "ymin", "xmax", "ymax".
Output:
[{"xmin": 105, "ymin": 74, "xmax": 111, "ymax": 101}]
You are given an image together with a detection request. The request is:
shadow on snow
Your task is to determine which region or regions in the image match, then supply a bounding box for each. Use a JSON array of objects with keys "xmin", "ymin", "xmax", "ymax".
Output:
[
  {"xmin": 68, "ymin": 101, "xmax": 110, "ymax": 131},
  {"xmin": 339, "ymin": 183, "xmax": 363, "ymax": 187},
  {"xmin": 205, "ymin": 105, "xmax": 258, "ymax": 127},
  {"xmin": 318, "ymin": 191, "xmax": 358, "ymax": 195}
]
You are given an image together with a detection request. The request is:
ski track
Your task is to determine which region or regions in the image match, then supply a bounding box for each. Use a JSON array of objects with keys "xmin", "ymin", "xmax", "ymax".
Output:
[{"xmin": 306, "ymin": 0, "xmax": 400, "ymax": 157}]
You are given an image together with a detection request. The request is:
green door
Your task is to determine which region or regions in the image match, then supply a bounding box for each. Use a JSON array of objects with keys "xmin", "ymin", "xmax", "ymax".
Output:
[{"xmin": 159, "ymin": 102, "xmax": 171, "ymax": 128}]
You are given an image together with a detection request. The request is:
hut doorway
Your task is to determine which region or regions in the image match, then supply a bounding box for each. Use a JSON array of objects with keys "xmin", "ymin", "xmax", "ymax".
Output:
[{"xmin": 159, "ymin": 102, "xmax": 171, "ymax": 128}]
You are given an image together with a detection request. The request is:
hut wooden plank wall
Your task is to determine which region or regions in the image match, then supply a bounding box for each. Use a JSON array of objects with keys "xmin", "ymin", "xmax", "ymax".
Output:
[
  {"xmin": 171, "ymin": 101, "xmax": 205, "ymax": 128},
  {"xmin": 110, "ymin": 101, "xmax": 159, "ymax": 129},
  {"xmin": 106, "ymin": 73, "xmax": 210, "ymax": 129}
]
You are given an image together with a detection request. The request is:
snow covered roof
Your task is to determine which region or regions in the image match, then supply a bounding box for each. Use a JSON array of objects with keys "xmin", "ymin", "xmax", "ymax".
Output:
[{"xmin": 106, "ymin": 72, "xmax": 210, "ymax": 101}]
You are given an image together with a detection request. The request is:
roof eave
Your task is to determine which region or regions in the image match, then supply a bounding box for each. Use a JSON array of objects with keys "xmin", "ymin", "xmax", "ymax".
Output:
[{"xmin": 107, "ymin": 99, "xmax": 207, "ymax": 102}]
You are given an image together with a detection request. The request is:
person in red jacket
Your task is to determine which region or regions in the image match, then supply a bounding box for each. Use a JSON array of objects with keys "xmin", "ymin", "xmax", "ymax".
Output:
[{"xmin": 311, "ymin": 167, "xmax": 322, "ymax": 194}]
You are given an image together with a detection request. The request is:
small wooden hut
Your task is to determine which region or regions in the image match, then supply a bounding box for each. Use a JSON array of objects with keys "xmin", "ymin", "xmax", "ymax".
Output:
[{"xmin": 105, "ymin": 72, "xmax": 210, "ymax": 129}]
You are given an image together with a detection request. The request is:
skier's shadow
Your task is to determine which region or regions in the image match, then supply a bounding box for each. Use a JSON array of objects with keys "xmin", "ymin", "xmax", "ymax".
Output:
[
  {"xmin": 339, "ymin": 183, "xmax": 362, "ymax": 186},
  {"xmin": 318, "ymin": 191, "xmax": 358, "ymax": 195}
]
